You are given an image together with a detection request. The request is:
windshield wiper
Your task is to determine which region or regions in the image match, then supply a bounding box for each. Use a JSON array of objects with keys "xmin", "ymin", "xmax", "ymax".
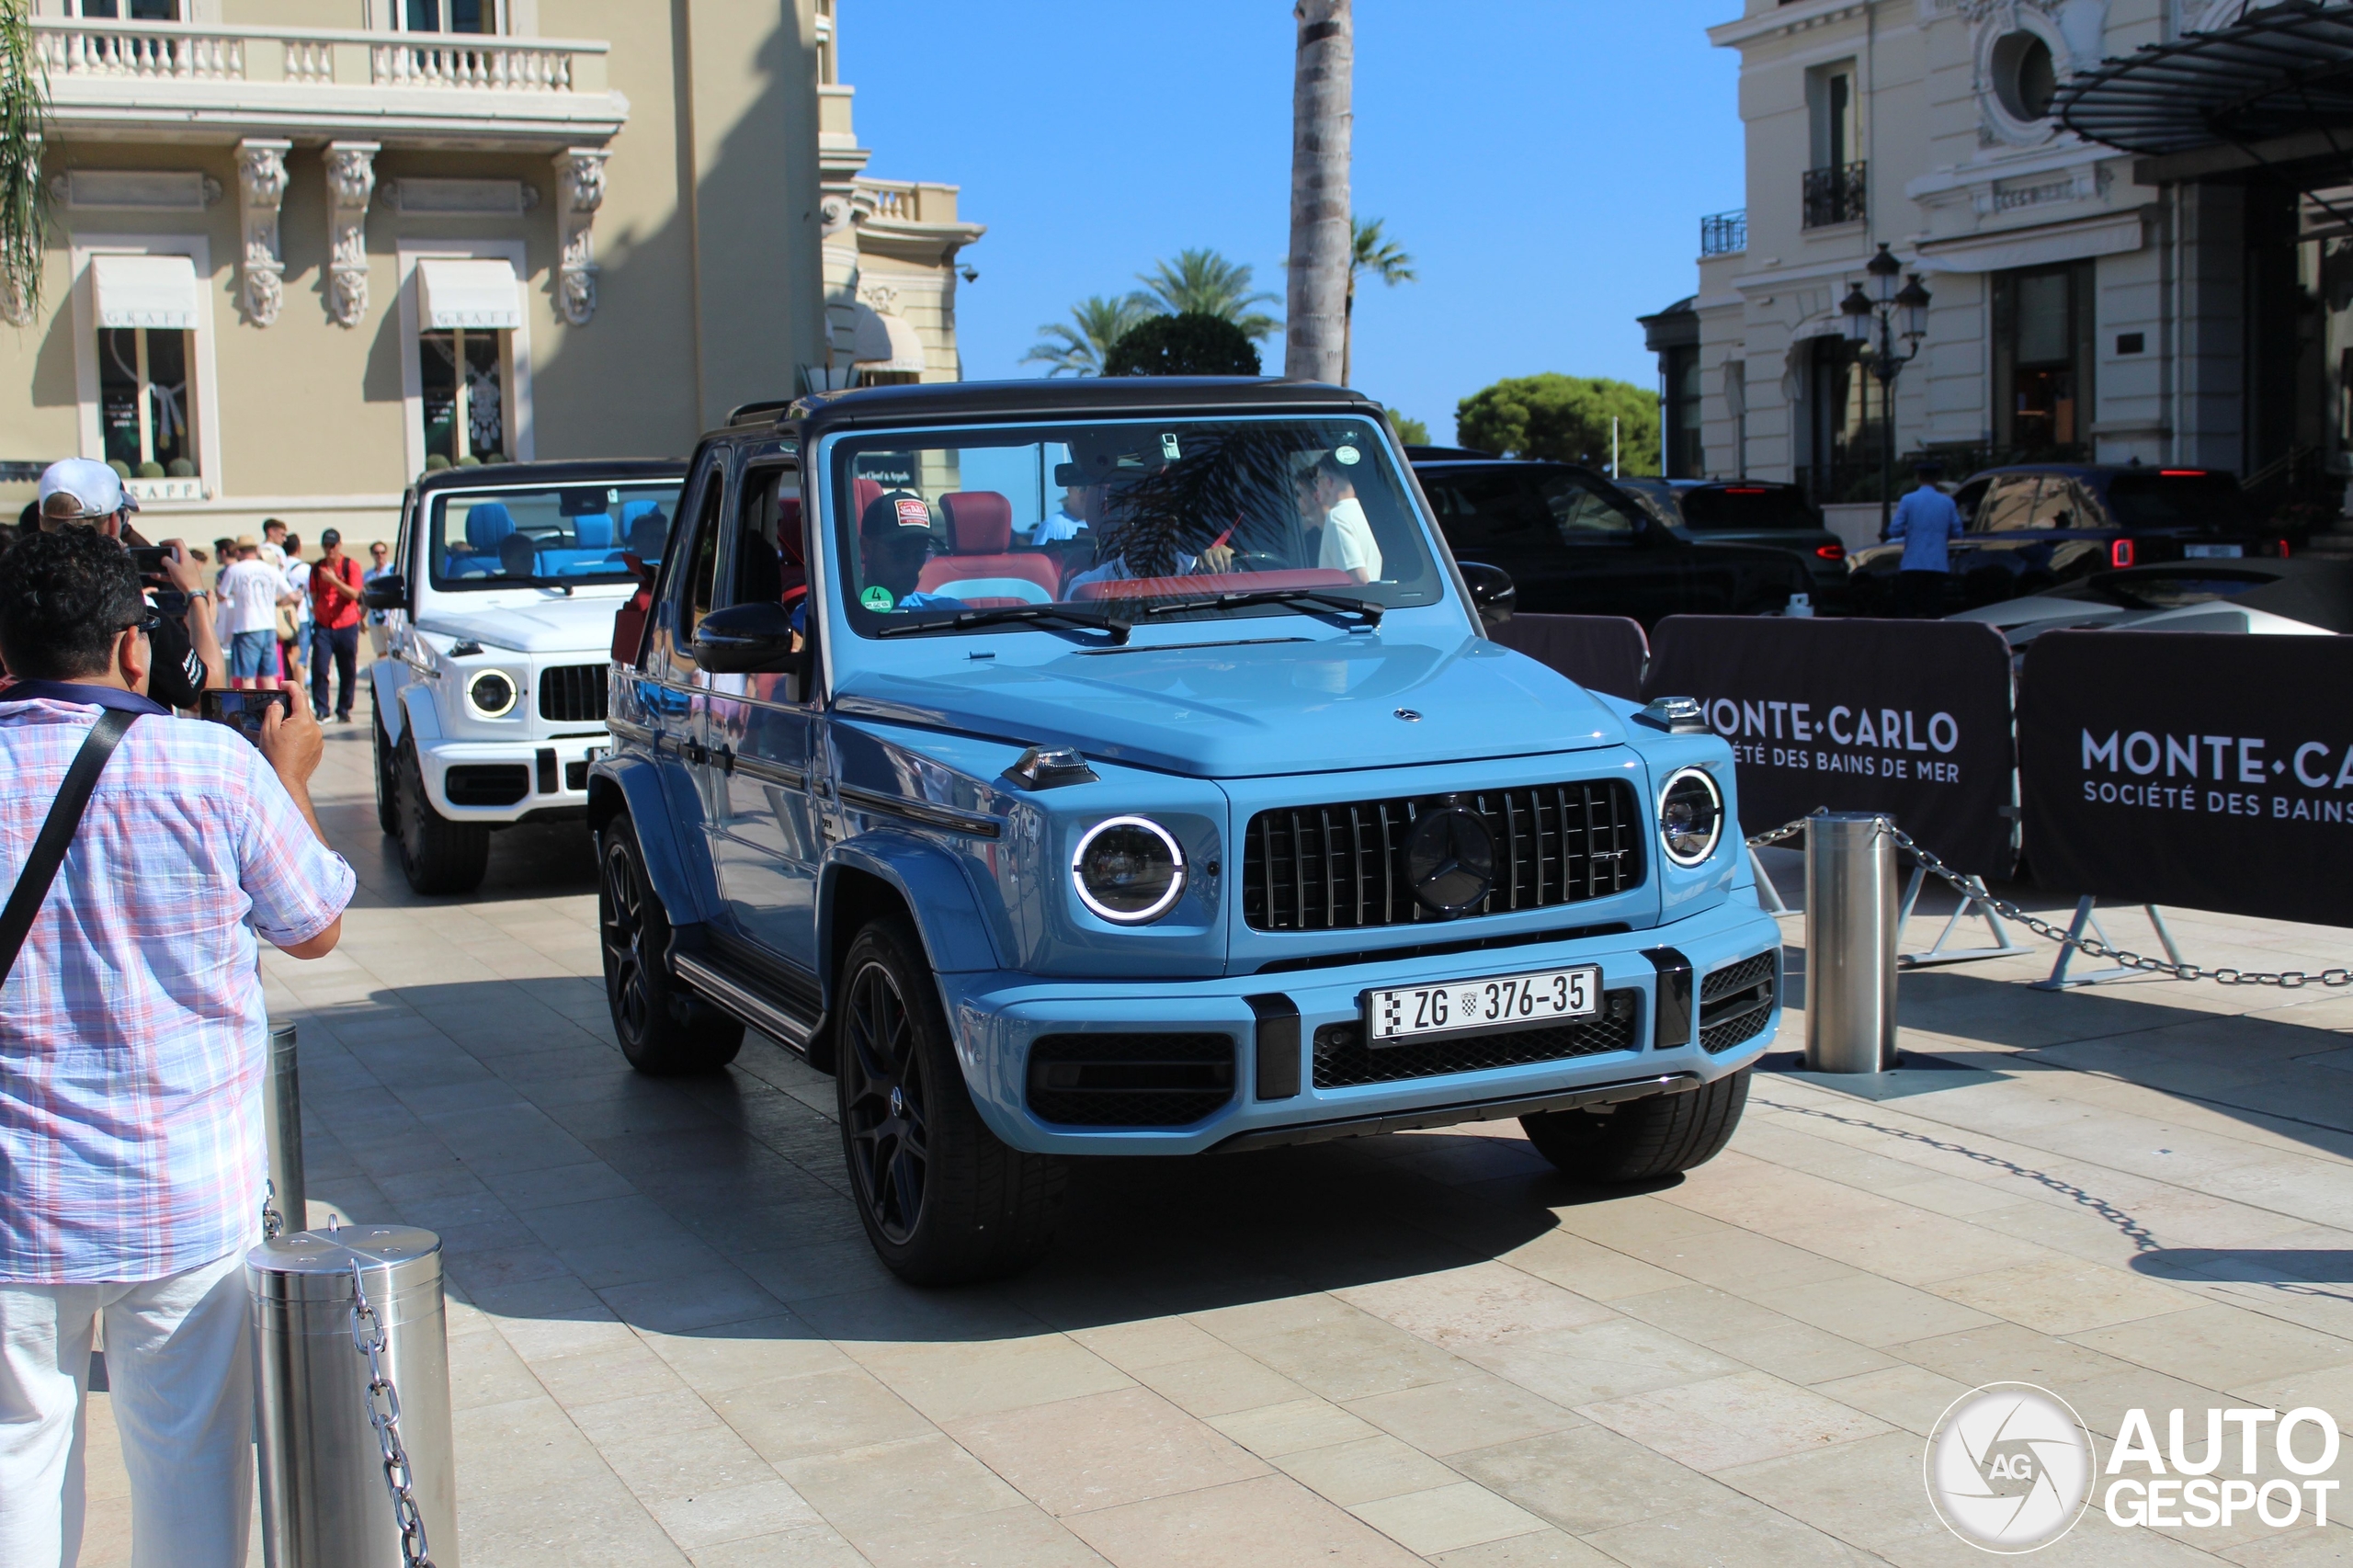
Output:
[
  {"xmin": 873, "ymin": 603, "xmax": 1132, "ymax": 644},
  {"xmin": 1142, "ymin": 588, "xmax": 1384, "ymax": 626}
]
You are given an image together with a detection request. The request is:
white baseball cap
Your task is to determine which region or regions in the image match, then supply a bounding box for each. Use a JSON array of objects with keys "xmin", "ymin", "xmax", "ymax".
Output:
[{"xmin": 38, "ymin": 457, "xmax": 139, "ymax": 524}]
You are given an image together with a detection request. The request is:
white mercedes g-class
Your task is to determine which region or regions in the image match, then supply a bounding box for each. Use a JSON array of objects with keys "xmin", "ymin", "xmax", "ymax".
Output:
[{"xmin": 365, "ymin": 460, "xmax": 686, "ymax": 893}]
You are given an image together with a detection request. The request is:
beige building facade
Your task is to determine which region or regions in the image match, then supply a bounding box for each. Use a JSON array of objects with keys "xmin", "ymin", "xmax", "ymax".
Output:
[
  {"xmin": 2, "ymin": 0, "xmax": 980, "ymax": 545},
  {"xmin": 1688, "ymin": 0, "xmax": 2343, "ymax": 531}
]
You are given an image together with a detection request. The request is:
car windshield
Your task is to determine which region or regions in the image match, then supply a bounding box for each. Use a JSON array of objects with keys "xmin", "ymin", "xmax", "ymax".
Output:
[
  {"xmin": 829, "ymin": 415, "xmax": 1449, "ymax": 637},
  {"xmin": 1678, "ymin": 484, "xmax": 1818, "ymax": 530},
  {"xmin": 2105, "ymin": 472, "xmax": 2251, "ymax": 531},
  {"xmin": 2089, "ymin": 570, "xmax": 2276, "ymax": 610},
  {"xmin": 428, "ymin": 480, "xmax": 684, "ymax": 591}
]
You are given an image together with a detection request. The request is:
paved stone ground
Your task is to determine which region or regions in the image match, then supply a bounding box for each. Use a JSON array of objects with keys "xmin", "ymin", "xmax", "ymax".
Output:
[{"xmin": 72, "ymin": 722, "xmax": 2353, "ymax": 1565}]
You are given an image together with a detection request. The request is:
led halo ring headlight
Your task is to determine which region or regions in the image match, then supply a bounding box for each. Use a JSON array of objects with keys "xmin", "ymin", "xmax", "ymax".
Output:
[
  {"xmin": 1658, "ymin": 766, "xmax": 1724, "ymax": 868},
  {"xmin": 466, "ymin": 668, "xmax": 517, "ymax": 720},
  {"xmin": 1071, "ymin": 815, "xmax": 1187, "ymax": 925}
]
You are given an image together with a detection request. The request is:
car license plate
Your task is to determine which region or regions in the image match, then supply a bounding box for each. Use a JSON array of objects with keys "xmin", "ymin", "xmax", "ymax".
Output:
[
  {"xmin": 2183, "ymin": 543, "xmax": 2243, "ymax": 559},
  {"xmin": 1366, "ymin": 965, "xmax": 1600, "ymax": 1046}
]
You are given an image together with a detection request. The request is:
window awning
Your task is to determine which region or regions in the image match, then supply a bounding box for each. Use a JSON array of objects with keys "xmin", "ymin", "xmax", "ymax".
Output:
[
  {"xmin": 417, "ymin": 258, "xmax": 522, "ymax": 331},
  {"xmin": 850, "ymin": 301, "xmax": 926, "ymax": 371},
  {"xmin": 2056, "ymin": 1, "xmax": 2353, "ymax": 159},
  {"xmin": 91, "ymin": 254, "xmax": 199, "ymax": 331}
]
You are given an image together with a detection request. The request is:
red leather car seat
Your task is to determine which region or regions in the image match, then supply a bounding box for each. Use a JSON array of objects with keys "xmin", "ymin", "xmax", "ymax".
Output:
[{"xmin": 916, "ymin": 492, "xmax": 1062, "ymax": 606}]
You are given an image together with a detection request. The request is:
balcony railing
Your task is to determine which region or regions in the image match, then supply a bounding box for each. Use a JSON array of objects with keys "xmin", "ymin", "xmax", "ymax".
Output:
[
  {"xmin": 1699, "ymin": 209, "xmax": 1746, "ymax": 256},
  {"xmin": 33, "ymin": 17, "xmax": 606, "ymax": 95},
  {"xmin": 1802, "ymin": 162, "xmax": 1867, "ymax": 229}
]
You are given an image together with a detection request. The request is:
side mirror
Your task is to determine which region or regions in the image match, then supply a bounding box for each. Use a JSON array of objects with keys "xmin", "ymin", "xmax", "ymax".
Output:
[
  {"xmin": 692, "ymin": 600, "xmax": 806, "ymax": 675},
  {"xmin": 361, "ymin": 573, "xmax": 407, "ymax": 612},
  {"xmin": 1458, "ymin": 561, "xmax": 1517, "ymax": 627}
]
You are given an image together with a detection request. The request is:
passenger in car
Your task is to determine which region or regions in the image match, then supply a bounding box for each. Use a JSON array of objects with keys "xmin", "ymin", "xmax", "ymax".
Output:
[
  {"xmin": 858, "ymin": 491, "xmax": 965, "ymax": 612},
  {"xmin": 1295, "ymin": 449, "xmax": 1382, "ymax": 584},
  {"xmin": 1031, "ymin": 483, "xmax": 1097, "ymax": 545}
]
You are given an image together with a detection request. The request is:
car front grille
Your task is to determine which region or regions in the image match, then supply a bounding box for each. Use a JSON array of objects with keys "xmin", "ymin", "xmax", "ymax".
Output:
[
  {"xmin": 1699, "ymin": 951, "xmax": 1777, "ymax": 1054},
  {"xmin": 1243, "ymin": 779, "xmax": 1643, "ymax": 932},
  {"xmin": 1311, "ymin": 988, "xmax": 1642, "ymax": 1088},
  {"xmin": 444, "ymin": 765, "xmax": 529, "ymax": 807},
  {"xmin": 538, "ymin": 665, "xmax": 608, "ymax": 723},
  {"xmin": 1027, "ymin": 1033, "xmax": 1236, "ymax": 1127}
]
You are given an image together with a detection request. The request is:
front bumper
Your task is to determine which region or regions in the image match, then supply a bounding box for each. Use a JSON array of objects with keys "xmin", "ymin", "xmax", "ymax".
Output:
[
  {"xmin": 418, "ymin": 733, "xmax": 610, "ymax": 824},
  {"xmin": 940, "ymin": 892, "xmax": 1783, "ymax": 1155}
]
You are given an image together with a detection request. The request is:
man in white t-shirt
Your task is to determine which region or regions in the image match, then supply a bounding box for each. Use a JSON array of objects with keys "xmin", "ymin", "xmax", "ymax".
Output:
[
  {"xmin": 278, "ymin": 534, "xmax": 311, "ymax": 697},
  {"xmin": 217, "ymin": 539, "xmax": 292, "ymax": 687},
  {"xmin": 1296, "ymin": 450, "xmax": 1382, "ymax": 584}
]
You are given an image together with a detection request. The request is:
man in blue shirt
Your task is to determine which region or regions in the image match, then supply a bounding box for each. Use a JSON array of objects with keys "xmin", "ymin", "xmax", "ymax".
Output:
[{"xmin": 1886, "ymin": 461, "xmax": 1964, "ymax": 618}]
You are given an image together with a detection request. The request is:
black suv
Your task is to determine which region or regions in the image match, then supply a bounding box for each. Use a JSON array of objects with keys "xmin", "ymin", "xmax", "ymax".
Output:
[
  {"xmin": 1613, "ymin": 477, "xmax": 1850, "ymax": 611},
  {"xmin": 1411, "ymin": 458, "xmax": 1812, "ymax": 626}
]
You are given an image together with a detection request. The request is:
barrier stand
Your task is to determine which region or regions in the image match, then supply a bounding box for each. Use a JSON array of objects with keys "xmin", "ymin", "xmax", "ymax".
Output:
[
  {"xmin": 1894, "ymin": 865, "xmax": 2033, "ymax": 970},
  {"xmin": 1748, "ymin": 843, "xmax": 1792, "ymax": 916},
  {"xmin": 2030, "ymin": 897, "xmax": 2188, "ymax": 991},
  {"xmin": 262, "ymin": 1020, "xmax": 305, "ymax": 1238},
  {"xmin": 1803, "ymin": 812, "xmax": 1899, "ymax": 1073}
]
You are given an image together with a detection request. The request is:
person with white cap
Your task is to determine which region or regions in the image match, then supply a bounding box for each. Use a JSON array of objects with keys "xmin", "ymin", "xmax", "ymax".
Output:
[{"xmin": 19, "ymin": 460, "xmax": 223, "ymax": 711}]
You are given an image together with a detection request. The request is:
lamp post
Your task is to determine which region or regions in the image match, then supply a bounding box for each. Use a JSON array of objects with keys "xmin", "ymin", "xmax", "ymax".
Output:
[{"xmin": 1840, "ymin": 243, "xmax": 1932, "ymax": 539}]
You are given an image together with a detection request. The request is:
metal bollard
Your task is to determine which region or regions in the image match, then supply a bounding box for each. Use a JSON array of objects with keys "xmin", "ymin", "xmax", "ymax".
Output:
[
  {"xmin": 1804, "ymin": 812, "xmax": 1899, "ymax": 1073},
  {"xmin": 263, "ymin": 1021, "xmax": 306, "ymax": 1235},
  {"xmin": 248, "ymin": 1226, "xmax": 458, "ymax": 1568}
]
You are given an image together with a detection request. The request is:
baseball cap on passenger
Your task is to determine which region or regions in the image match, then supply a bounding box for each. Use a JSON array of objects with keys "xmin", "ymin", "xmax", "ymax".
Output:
[
  {"xmin": 860, "ymin": 490, "xmax": 935, "ymax": 535},
  {"xmin": 37, "ymin": 457, "xmax": 139, "ymax": 524}
]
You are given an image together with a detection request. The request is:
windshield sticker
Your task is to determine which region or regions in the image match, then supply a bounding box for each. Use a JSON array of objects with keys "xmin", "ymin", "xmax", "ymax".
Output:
[
  {"xmin": 1161, "ymin": 433, "xmax": 1182, "ymax": 460},
  {"xmin": 861, "ymin": 585, "xmax": 897, "ymax": 612},
  {"xmin": 1335, "ymin": 444, "xmax": 1361, "ymax": 465}
]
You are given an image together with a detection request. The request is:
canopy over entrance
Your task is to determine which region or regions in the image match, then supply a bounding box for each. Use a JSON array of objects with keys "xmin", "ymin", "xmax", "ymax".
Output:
[{"xmin": 2056, "ymin": 1, "xmax": 2353, "ymax": 160}]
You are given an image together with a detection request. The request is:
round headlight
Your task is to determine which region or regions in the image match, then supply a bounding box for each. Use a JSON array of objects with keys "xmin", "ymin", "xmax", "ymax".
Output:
[
  {"xmin": 1659, "ymin": 767, "xmax": 1723, "ymax": 867},
  {"xmin": 467, "ymin": 669, "xmax": 517, "ymax": 719},
  {"xmin": 1071, "ymin": 816, "xmax": 1186, "ymax": 924}
]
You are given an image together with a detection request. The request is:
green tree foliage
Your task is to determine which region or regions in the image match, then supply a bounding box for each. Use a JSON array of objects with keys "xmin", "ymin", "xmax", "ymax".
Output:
[
  {"xmin": 1345, "ymin": 217, "xmax": 1415, "ymax": 386},
  {"xmin": 1, "ymin": 0, "xmax": 46, "ymax": 323},
  {"xmin": 1136, "ymin": 249, "xmax": 1279, "ymax": 343},
  {"xmin": 1102, "ymin": 312, "xmax": 1262, "ymax": 378},
  {"xmin": 1022, "ymin": 293, "xmax": 1158, "ymax": 377},
  {"xmin": 1385, "ymin": 411, "xmax": 1430, "ymax": 446},
  {"xmin": 1456, "ymin": 374, "xmax": 1660, "ymax": 473}
]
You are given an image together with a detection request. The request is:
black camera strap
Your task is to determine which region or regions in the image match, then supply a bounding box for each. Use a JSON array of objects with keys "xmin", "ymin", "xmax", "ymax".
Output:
[{"xmin": 0, "ymin": 709, "xmax": 141, "ymax": 990}]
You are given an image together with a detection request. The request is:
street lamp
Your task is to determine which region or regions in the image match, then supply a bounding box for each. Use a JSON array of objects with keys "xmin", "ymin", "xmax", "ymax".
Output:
[{"xmin": 1840, "ymin": 243, "xmax": 1932, "ymax": 539}]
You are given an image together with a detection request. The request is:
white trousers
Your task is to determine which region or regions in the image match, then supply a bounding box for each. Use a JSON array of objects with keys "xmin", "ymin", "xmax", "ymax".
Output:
[{"xmin": 0, "ymin": 1250, "xmax": 252, "ymax": 1568}]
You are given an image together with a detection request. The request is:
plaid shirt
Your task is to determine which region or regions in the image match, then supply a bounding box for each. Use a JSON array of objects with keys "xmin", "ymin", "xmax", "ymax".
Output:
[{"xmin": 0, "ymin": 691, "xmax": 354, "ymax": 1282}]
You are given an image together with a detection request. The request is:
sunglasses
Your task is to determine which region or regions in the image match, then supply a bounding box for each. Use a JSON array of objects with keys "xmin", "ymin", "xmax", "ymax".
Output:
[{"xmin": 123, "ymin": 607, "xmax": 164, "ymax": 637}]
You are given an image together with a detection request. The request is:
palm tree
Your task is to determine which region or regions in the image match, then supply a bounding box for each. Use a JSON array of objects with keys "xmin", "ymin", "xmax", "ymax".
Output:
[
  {"xmin": 1285, "ymin": 0, "xmax": 1351, "ymax": 382},
  {"xmin": 1, "ymin": 0, "xmax": 46, "ymax": 324},
  {"xmin": 1134, "ymin": 249, "xmax": 1279, "ymax": 342},
  {"xmin": 1344, "ymin": 216, "xmax": 1415, "ymax": 389},
  {"xmin": 1022, "ymin": 292, "xmax": 1158, "ymax": 377}
]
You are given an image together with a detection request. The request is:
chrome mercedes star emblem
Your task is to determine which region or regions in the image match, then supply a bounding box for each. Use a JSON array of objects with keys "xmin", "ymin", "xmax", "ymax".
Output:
[{"xmin": 888, "ymin": 1085, "xmax": 906, "ymax": 1119}]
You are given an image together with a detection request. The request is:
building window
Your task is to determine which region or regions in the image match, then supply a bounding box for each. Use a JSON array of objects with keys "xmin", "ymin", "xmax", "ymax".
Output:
[
  {"xmin": 403, "ymin": 0, "xmax": 496, "ymax": 32},
  {"xmin": 73, "ymin": 2, "xmax": 181, "ymax": 17},
  {"xmin": 97, "ymin": 325, "xmax": 192, "ymax": 477},
  {"xmin": 419, "ymin": 328, "xmax": 507, "ymax": 466},
  {"xmin": 1991, "ymin": 32, "xmax": 2059, "ymax": 123},
  {"xmin": 1663, "ymin": 345, "xmax": 1705, "ymax": 478},
  {"xmin": 1803, "ymin": 63, "xmax": 1864, "ymax": 228},
  {"xmin": 1993, "ymin": 261, "xmax": 2095, "ymax": 457},
  {"xmin": 1803, "ymin": 336, "xmax": 1881, "ymax": 501}
]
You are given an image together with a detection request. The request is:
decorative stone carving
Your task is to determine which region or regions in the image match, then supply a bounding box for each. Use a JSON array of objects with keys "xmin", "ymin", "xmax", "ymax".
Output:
[
  {"xmin": 324, "ymin": 142, "xmax": 379, "ymax": 328},
  {"xmin": 377, "ymin": 177, "xmax": 540, "ymax": 217},
  {"xmin": 236, "ymin": 140, "xmax": 291, "ymax": 327},
  {"xmin": 48, "ymin": 169, "xmax": 222, "ymax": 211},
  {"xmin": 553, "ymin": 147, "xmax": 608, "ymax": 326}
]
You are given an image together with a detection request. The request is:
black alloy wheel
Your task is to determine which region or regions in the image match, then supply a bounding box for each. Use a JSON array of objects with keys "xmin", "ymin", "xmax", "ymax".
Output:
[
  {"xmin": 839, "ymin": 955, "xmax": 929, "ymax": 1245},
  {"xmin": 372, "ymin": 708, "xmax": 399, "ymax": 835},
  {"xmin": 597, "ymin": 817, "xmax": 742, "ymax": 1074}
]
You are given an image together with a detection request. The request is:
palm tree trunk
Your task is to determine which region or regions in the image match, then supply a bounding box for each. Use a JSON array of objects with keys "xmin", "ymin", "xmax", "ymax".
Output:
[
  {"xmin": 1342, "ymin": 278, "xmax": 1355, "ymax": 389},
  {"xmin": 1284, "ymin": 0, "xmax": 1351, "ymax": 384}
]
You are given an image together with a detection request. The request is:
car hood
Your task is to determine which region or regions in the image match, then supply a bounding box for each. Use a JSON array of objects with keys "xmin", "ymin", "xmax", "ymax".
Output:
[
  {"xmin": 832, "ymin": 632, "xmax": 1625, "ymax": 778},
  {"xmin": 414, "ymin": 596, "xmax": 624, "ymax": 654},
  {"xmin": 1949, "ymin": 597, "xmax": 2335, "ymax": 644}
]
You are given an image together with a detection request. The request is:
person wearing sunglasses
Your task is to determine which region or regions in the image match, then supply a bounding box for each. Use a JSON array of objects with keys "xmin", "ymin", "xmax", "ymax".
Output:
[{"xmin": 0, "ymin": 523, "xmax": 349, "ymax": 1568}]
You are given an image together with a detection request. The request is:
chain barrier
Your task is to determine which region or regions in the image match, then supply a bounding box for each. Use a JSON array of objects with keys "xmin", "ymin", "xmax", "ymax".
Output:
[
  {"xmin": 349, "ymin": 1260, "xmax": 437, "ymax": 1568},
  {"xmin": 259, "ymin": 1177, "xmax": 282, "ymax": 1241},
  {"xmin": 1745, "ymin": 812, "xmax": 2352, "ymax": 990}
]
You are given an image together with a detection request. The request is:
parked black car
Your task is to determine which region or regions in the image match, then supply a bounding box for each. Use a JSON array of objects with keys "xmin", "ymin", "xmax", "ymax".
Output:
[
  {"xmin": 1612, "ymin": 476, "xmax": 1850, "ymax": 610},
  {"xmin": 1847, "ymin": 463, "xmax": 2290, "ymax": 616},
  {"xmin": 1411, "ymin": 458, "xmax": 1812, "ymax": 626}
]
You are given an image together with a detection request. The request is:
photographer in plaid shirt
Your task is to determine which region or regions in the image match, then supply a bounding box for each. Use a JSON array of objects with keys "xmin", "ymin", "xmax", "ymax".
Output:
[{"xmin": 0, "ymin": 525, "xmax": 354, "ymax": 1567}]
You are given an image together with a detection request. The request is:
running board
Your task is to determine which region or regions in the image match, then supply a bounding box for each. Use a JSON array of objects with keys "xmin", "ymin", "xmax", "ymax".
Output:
[
  {"xmin": 1209, "ymin": 1072, "xmax": 1700, "ymax": 1154},
  {"xmin": 673, "ymin": 951, "xmax": 821, "ymax": 1055}
]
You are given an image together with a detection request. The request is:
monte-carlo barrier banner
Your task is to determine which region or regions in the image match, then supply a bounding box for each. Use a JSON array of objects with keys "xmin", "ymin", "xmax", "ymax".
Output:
[
  {"xmin": 2019, "ymin": 631, "xmax": 2353, "ymax": 927},
  {"xmin": 1641, "ymin": 616, "xmax": 2018, "ymax": 878}
]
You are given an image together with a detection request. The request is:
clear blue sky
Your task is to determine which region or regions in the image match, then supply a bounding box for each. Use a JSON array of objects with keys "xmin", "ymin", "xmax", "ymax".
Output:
[{"xmin": 846, "ymin": 2, "xmax": 1744, "ymax": 444}]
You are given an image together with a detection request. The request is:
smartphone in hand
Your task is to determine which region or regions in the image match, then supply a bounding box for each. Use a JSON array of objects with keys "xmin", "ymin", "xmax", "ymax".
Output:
[
  {"xmin": 199, "ymin": 688, "xmax": 292, "ymax": 745},
  {"xmin": 129, "ymin": 545, "xmax": 173, "ymax": 575}
]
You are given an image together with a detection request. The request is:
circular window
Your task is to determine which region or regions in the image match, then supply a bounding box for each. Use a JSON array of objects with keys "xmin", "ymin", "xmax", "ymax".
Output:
[{"xmin": 1992, "ymin": 31, "xmax": 2058, "ymax": 122}]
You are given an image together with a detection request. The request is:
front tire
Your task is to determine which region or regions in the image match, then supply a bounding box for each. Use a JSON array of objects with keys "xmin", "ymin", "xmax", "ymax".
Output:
[
  {"xmin": 394, "ymin": 734, "xmax": 490, "ymax": 895},
  {"xmin": 835, "ymin": 918, "xmax": 1063, "ymax": 1285},
  {"xmin": 598, "ymin": 817, "xmax": 742, "ymax": 1074},
  {"xmin": 1521, "ymin": 1068, "xmax": 1750, "ymax": 1184},
  {"xmin": 372, "ymin": 707, "xmax": 399, "ymax": 836}
]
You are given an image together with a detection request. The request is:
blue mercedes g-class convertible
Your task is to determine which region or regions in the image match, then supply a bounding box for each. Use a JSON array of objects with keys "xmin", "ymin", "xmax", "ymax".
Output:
[{"xmin": 592, "ymin": 379, "xmax": 1781, "ymax": 1284}]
